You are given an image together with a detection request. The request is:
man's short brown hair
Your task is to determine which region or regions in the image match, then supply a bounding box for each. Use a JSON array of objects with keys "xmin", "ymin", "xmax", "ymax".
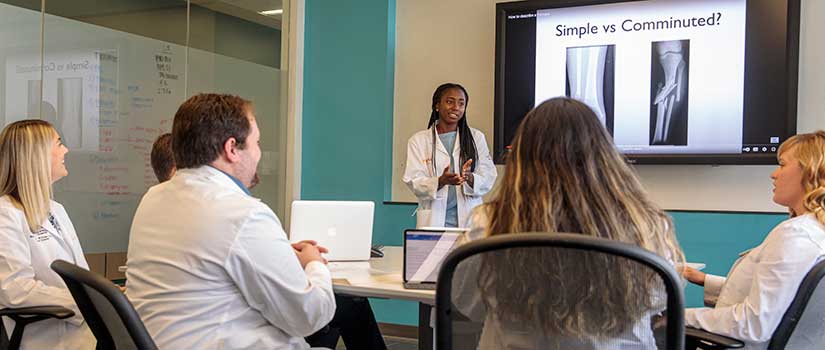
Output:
[
  {"xmin": 150, "ymin": 133, "xmax": 175, "ymax": 182},
  {"xmin": 172, "ymin": 93, "xmax": 252, "ymax": 169}
]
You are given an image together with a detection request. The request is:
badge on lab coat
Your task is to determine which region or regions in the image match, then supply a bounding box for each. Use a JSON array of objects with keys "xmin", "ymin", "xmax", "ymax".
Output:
[{"xmin": 29, "ymin": 227, "xmax": 50, "ymax": 242}]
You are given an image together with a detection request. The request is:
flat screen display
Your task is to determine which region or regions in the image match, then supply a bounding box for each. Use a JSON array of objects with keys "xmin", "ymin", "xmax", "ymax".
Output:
[{"xmin": 494, "ymin": 0, "xmax": 800, "ymax": 164}]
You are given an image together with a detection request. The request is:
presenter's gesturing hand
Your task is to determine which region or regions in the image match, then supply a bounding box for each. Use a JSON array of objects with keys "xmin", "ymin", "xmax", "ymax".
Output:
[
  {"xmin": 461, "ymin": 159, "xmax": 474, "ymax": 188},
  {"xmin": 438, "ymin": 165, "xmax": 464, "ymax": 189},
  {"xmin": 293, "ymin": 240, "xmax": 329, "ymax": 267}
]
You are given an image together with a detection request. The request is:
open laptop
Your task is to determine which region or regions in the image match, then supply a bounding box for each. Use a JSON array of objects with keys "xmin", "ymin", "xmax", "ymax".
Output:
[
  {"xmin": 403, "ymin": 228, "xmax": 466, "ymax": 290},
  {"xmin": 289, "ymin": 201, "xmax": 374, "ymax": 261}
]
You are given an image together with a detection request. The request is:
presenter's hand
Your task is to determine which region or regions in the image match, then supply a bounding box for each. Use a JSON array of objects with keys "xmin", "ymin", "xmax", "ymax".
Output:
[
  {"xmin": 438, "ymin": 166, "xmax": 464, "ymax": 188},
  {"xmin": 294, "ymin": 241, "xmax": 328, "ymax": 267},
  {"xmin": 461, "ymin": 159, "xmax": 474, "ymax": 187},
  {"xmin": 680, "ymin": 266, "xmax": 706, "ymax": 286}
]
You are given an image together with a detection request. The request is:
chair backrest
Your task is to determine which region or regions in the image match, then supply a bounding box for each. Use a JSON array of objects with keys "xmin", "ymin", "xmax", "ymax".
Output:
[
  {"xmin": 50, "ymin": 260, "xmax": 157, "ymax": 350},
  {"xmin": 770, "ymin": 258, "xmax": 825, "ymax": 349},
  {"xmin": 436, "ymin": 233, "xmax": 685, "ymax": 350}
]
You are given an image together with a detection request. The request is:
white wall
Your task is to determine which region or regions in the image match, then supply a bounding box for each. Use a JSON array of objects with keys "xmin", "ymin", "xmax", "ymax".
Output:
[{"xmin": 391, "ymin": 0, "xmax": 824, "ymax": 213}]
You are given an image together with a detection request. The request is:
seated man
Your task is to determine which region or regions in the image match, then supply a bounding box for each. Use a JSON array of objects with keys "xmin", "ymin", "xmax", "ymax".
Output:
[
  {"xmin": 147, "ymin": 128, "xmax": 386, "ymax": 349},
  {"xmin": 127, "ymin": 94, "xmax": 334, "ymax": 349}
]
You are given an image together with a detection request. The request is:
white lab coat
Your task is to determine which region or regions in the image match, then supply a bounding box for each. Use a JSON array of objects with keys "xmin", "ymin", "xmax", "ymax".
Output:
[
  {"xmin": 126, "ymin": 166, "xmax": 336, "ymax": 350},
  {"xmin": 686, "ymin": 213, "xmax": 825, "ymax": 350},
  {"xmin": 403, "ymin": 127, "xmax": 497, "ymax": 228},
  {"xmin": 0, "ymin": 195, "xmax": 95, "ymax": 350}
]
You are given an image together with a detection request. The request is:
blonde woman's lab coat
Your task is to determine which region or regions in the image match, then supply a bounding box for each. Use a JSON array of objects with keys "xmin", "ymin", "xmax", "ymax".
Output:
[
  {"xmin": 686, "ymin": 213, "xmax": 825, "ymax": 350},
  {"xmin": 0, "ymin": 195, "xmax": 95, "ymax": 350},
  {"xmin": 403, "ymin": 127, "xmax": 497, "ymax": 228}
]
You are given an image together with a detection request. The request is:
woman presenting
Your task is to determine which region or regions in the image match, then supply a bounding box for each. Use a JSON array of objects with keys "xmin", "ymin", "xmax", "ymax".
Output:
[
  {"xmin": 0, "ymin": 120, "xmax": 94, "ymax": 350},
  {"xmin": 403, "ymin": 83, "xmax": 497, "ymax": 228}
]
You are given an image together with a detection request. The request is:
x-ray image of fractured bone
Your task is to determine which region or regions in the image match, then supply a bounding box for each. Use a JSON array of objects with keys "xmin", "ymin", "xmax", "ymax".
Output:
[
  {"xmin": 566, "ymin": 45, "xmax": 615, "ymax": 135},
  {"xmin": 650, "ymin": 40, "xmax": 689, "ymax": 145}
]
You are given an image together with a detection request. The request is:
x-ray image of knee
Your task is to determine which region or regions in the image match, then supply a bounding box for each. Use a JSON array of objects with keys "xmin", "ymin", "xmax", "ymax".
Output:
[
  {"xmin": 566, "ymin": 45, "xmax": 615, "ymax": 135},
  {"xmin": 649, "ymin": 40, "xmax": 689, "ymax": 146},
  {"xmin": 57, "ymin": 78, "xmax": 83, "ymax": 149},
  {"xmin": 26, "ymin": 80, "xmax": 58, "ymax": 125},
  {"xmin": 27, "ymin": 80, "xmax": 41, "ymax": 118},
  {"xmin": 25, "ymin": 78, "xmax": 83, "ymax": 148}
]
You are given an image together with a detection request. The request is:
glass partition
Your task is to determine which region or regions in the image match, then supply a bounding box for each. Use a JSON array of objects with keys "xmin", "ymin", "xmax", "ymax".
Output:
[{"xmin": 1, "ymin": 0, "xmax": 289, "ymax": 254}]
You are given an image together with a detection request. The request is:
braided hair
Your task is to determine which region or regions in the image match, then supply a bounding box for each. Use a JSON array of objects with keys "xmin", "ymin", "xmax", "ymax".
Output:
[{"xmin": 427, "ymin": 83, "xmax": 478, "ymax": 172}]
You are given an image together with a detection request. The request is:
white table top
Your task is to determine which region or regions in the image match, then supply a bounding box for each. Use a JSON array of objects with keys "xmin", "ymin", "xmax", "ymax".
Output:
[
  {"xmin": 120, "ymin": 246, "xmax": 702, "ymax": 304},
  {"xmin": 329, "ymin": 246, "xmax": 435, "ymax": 305}
]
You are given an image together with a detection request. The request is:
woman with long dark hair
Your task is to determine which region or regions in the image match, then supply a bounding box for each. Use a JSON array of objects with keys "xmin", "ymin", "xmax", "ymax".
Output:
[
  {"xmin": 403, "ymin": 83, "xmax": 497, "ymax": 228},
  {"xmin": 455, "ymin": 97, "xmax": 685, "ymax": 349}
]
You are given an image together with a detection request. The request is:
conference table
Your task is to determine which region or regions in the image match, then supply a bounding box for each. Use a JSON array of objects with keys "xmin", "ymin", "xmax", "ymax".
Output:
[
  {"xmin": 120, "ymin": 247, "xmax": 705, "ymax": 350},
  {"xmin": 328, "ymin": 246, "xmax": 436, "ymax": 350},
  {"xmin": 328, "ymin": 246, "xmax": 706, "ymax": 350}
]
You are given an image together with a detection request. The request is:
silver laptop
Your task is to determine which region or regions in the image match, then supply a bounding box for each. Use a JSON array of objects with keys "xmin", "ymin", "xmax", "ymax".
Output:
[
  {"xmin": 289, "ymin": 201, "xmax": 374, "ymax": 261},
  {"xmin": 403, "ymin": 228, "xmax": 465, "ymax": 290}
]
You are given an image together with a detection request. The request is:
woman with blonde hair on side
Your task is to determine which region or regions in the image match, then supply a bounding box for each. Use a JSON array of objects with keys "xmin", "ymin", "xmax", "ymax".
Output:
[
  {"xmin": 453, "ymin": 97, "xmax": 685, "ymax": 349},
  {"xmin": 0, "ymin": 120, "xmax": 94, "ymax": 350},
  {"xmin": 682, "ymin": 130, "xmax": 825, "ymax": 350}
]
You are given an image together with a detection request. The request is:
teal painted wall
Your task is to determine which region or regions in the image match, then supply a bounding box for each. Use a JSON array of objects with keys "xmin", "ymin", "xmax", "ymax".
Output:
[
  {"xmin": 302, "ymin": 0, "xmax": 791, "ymax": 326},
  {"xmin": 302, "ymin": 0, "xmax": 418, "ymax": 326},
  {"xmin": 302, "ymin": 0, "xmax": 405, "ymax": 241}
]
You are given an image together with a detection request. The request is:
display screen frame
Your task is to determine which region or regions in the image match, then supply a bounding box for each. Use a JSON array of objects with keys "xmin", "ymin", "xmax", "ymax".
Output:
[{"xmin": 493, "ymin": 0, "xmax": 800, "ymax": 165}]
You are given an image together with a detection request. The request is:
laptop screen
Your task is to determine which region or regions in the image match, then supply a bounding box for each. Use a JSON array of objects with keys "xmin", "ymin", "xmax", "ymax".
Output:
[{"xmin": 403, "ymin": 229, "xmax": 464, "ymax": 284}]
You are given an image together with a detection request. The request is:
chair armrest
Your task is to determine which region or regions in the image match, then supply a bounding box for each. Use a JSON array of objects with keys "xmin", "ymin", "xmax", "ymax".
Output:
[
  {"xmin": 685, "ymin": 326, "xmax": 745, "ymax": 349},
  {"xmin": 1, "ymin": 306, "xmax": 76, "ymax": 350},
  {"xmin": 0, "ymin": 306, "xmax": 75, "ymax": 320}
]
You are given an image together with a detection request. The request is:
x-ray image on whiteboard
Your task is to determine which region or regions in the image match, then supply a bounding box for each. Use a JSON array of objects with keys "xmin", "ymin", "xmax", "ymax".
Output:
[
  {"xmin": 565, "ymin": 45, "xmax": 615, "ymax": 135},
  {"xmin": 26, "ymin": 79, "xmax": 58, "ymax": 128},
  {"xmin": 6, "ymin": 51, "xmax": 100, "ymax": 150},
  {"xmin": 57, "ymin": 78, "xmax": 83, "ymax": 149},
  {"xmin": 650, "ymin": 40, "xmax": 690, "ymax": 146},
  {"xmin": 27, "ymin": 80, "xmax": 41, "ymax": 118},
  {"xmin": 23, "ymin": 78, "xmax": 83, "ymax": 149}
]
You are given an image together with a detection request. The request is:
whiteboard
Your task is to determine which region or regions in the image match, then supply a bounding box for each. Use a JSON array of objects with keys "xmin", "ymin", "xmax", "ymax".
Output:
[
  {"xmin": 0, "ymin": 4, "xmax": 285, "ymax": 253},
  {"xmin": 391, "ymin": 0, "xmax": 825, "ymax": 213}
]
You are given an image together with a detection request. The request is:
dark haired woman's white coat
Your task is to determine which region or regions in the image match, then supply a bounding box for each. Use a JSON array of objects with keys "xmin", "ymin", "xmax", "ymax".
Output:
[{"xmin": 403, "ymin": 126, "xmax": 497, "ymax": 228}]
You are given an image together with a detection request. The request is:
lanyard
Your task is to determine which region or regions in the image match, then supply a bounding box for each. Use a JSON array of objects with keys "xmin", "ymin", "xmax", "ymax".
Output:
[
  {"xmin": 431, "ymin": 126, "xmax": 438, "ymax": 176},
  {"xmin": 47, "ymin": 213, "xmax": 80, "ymax": 264},
  {"xmin": 48, "ymin": 213, "xmax": 64, "ymax": 236}
]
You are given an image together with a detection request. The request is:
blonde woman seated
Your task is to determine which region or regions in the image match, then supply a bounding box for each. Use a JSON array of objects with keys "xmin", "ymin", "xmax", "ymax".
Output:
[
  {"xmin": 0, "ymin": 120, "xmax": 94, "ymax": 350},
  {"xmin": 682, "ymin": 131, "xmax": 825, "ymax": 350},
  {"xmin": 453, "ymin": 97, "xmax": 684, "ymax": 350}
]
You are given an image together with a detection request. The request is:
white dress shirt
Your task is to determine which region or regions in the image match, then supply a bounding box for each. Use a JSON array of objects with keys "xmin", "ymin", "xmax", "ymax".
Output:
[
  {"xmin": 0, "ymin": 196, "xmax": 95, "ymax": 350},
  {"xmin": 126, "ymin": 166, "xmax": 336, "ymax": 350},
  {"xmin": 686, "ymin": 213, "xmax": 825, "ymax": 350}
]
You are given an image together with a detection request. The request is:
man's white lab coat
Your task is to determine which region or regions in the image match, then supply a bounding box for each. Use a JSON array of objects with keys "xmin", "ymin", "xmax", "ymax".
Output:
[{"xmin": 126, "ymin": 166, "xmax": 336, "ymax": 350}]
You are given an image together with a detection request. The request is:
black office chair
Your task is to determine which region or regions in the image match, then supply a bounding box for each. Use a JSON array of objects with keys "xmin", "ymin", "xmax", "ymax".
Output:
[
  {"xmin": 50, "ymin": 260, "xmax": 157, "ymax": 350},
  {"xmin": 435, "ymin": 232, "xmax": 685, "ymax": 350},
  {"xmin": 0, "ymin": 305, "xmax": 75, "ymax": 350},
  {"xmin": 686, "ymin": 259, "xmax": 825, "ymax": 350}
]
